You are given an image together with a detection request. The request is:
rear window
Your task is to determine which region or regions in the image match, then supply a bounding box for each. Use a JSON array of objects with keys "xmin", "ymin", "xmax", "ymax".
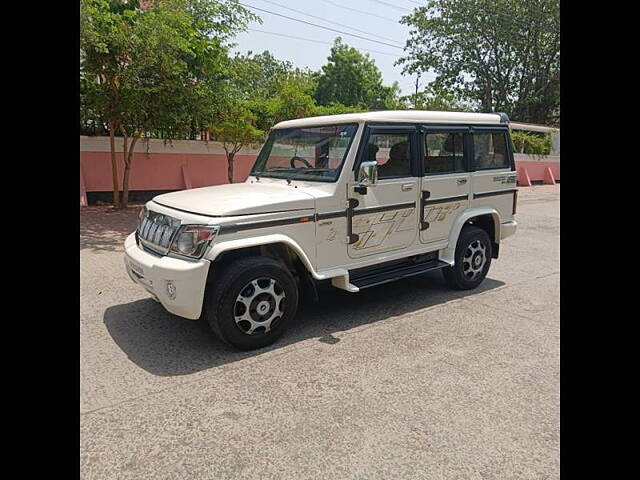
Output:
[{"xmin": 473, "ymin": 132, "xmax": 510, "ymax": 169}]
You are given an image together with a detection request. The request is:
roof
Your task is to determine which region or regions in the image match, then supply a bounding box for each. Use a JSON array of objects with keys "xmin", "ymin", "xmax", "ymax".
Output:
[
  {"xmin": 272, "ymin": 110, "xmax": 507, "ymax": 130},
  {"xmin": 510, "ymin": 122, "xmax": 559, "ymax": 133}
]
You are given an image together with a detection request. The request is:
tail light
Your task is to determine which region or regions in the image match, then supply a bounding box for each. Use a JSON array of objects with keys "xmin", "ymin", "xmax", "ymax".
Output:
[{"xmin": 512, "ymin": 190, "xmax": 518, "ymax": 215}]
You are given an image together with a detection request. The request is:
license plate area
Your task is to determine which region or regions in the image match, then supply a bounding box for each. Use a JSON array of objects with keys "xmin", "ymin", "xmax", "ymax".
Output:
[{"xmin": 129, "ymin": 260, "xmax": 144, "ymax": 277}]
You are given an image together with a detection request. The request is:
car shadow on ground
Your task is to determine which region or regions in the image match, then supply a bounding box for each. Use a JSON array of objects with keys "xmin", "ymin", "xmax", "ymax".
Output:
[{"xmin": 104, "ymin": 271, "xmax": 505, "ymax": 377}]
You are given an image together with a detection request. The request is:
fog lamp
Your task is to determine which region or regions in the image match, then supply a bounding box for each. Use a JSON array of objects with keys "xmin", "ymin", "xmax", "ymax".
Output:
[{"xmin": 166, "ymin": 281, "xmax": 177, "ymax": 300}]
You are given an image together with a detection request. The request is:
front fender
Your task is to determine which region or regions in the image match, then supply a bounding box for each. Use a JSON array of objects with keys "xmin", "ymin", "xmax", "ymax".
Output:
[
  {"xmin": 204, "ymin": 233, "xmax": 318, "ymax": 278},
  {"xmin": 440, "ymin": 207, "xmax": 501, "ymax": 264}
]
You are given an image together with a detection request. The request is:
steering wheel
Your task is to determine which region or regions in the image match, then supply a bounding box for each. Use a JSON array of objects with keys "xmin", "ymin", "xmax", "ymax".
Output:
[{"xmin": 290, "ymin": 156, "xmax": 312, "ymax": 168}]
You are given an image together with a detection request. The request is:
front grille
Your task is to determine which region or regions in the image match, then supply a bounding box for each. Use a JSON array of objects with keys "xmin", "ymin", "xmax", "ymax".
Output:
[{"xmin": 136, "ymin": 209, "xmax": 181, "ymax": 255}]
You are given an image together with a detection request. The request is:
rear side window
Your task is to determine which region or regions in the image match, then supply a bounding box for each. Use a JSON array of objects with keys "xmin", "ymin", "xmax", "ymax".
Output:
[
  {"xmin": 473, "ymin": 132, "xmax": 509, "ymax": 169},
  {"xmin": 424, "ymin": 132, "xmax": 466, "ymax": 175}
]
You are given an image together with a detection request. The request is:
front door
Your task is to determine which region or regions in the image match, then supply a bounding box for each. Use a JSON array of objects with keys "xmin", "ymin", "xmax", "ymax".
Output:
[
  {"xmin": 347, "ymin": 126, "xmax": 420, "ymax": 259},
  {"xmin": 419, "ymin": 126, "xmax": 471, "ymax": 245}
]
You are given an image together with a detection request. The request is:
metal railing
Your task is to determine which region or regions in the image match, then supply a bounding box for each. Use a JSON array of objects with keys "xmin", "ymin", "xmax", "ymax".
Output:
[{"xmin": 80, "ymin": 120, "xmax": 210, "ymax": 141}]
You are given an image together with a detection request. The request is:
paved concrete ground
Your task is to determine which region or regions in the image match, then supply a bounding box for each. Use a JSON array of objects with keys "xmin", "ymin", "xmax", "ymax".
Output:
[{"xmin": 80, "ymin": 185, "xmax": 559, "ymax": 479}]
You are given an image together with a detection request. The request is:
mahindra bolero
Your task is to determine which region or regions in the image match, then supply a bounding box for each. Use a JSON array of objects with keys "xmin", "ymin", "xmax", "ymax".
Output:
[{"xmin": 124, "ymin": 110, "xmax": 518, "ymax": 350}]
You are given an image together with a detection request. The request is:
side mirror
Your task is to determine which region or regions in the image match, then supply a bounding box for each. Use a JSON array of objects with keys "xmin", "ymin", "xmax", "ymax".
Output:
[{"xmin": 357, "ymin": 160, "xmax": 378, "ymax": 185}]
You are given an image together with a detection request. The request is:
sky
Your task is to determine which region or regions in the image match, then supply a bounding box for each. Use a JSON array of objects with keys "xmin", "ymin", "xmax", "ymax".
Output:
[{"xmin": 230, "ymin": 0, "xmax": 436, "ymax": 97}]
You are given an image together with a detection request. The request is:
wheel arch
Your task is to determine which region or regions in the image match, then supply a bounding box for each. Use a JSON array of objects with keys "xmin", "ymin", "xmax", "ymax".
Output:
[
  {"xmin": 440, "ymin": 208, "xmax": 501, "ymax": 264},
  {"xmin": 204, "ymin": 234, "xmax": 318, "ymax": 285}
]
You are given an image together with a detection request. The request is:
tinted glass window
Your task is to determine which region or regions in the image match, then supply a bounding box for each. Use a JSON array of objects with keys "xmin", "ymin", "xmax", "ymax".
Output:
[
  {"xmin": 424, "ymin": 132, "xmax": 466, "ymax": 175},
  {"xmin": 473, "ymin": 132, "xmax": 509, "ymax": 169},
  {"xmin": 366, "ymin": 133, "xmax": 412, "ymax": 178}
]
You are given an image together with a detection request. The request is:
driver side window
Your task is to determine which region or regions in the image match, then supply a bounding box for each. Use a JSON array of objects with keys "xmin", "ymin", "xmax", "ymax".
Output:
[{"xmin": 366, "ymin": 133, "xmax": 412, "ymax": 179}]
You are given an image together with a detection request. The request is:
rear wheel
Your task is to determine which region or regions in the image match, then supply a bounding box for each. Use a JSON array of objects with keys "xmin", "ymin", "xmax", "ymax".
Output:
[
  {"xmin": 442, "ymin": 225, "xmax": 492, "ymax": 290},
  {"xmin": 202, "ymin": 256, "xmax": 299, "ymax": 350}
]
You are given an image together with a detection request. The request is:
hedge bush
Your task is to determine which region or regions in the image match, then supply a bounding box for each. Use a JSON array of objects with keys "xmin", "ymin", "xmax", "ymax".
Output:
[{"xmin": 511, "ymin": 131, "xmax": 553, "ymax": 155}]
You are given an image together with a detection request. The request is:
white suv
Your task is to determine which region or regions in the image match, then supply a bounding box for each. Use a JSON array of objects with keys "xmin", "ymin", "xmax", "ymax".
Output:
[{"xmin": 124, "ymin": 110, "xmax": 518, "ymax": 350}]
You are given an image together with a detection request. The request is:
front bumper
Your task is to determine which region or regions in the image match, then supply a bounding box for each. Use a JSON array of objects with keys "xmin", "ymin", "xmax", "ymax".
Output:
[
  {"xmin": 123, "ymin": 233, "xmax": 210, "ymax": 319},
  {"xmin": 500, "ymin": 220, "xmax": 518, "ymax": 240}
]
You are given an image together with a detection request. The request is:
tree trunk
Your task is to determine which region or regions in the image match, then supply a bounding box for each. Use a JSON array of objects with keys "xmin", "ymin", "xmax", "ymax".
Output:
[
  {"xmin": 227, "ymin": 151, "xmax": 235, "ymax": 184},
  {"xmin": 122, "ymin": 166, "xmax": 131, "ymax": 208},
  {"xmin": 108, "ymin": 121, "xmax": 120, "ymax": 208},
  {"xmin": 123, "ymin": 135, "xmax": 139, "ymax": 208},
  {"xmin": 120, "ymin": 127, "xmax": 128, "ymax": 209}
]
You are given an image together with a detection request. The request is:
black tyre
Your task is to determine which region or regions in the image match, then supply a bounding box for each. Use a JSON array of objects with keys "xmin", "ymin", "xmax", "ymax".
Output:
[
  {"xmin": 442, "ymin": 225, "xmax": 492, "ymax": 290},
  {"xmin": 201, "ymin": 256, "xmax": 299, "ymax": 350}
]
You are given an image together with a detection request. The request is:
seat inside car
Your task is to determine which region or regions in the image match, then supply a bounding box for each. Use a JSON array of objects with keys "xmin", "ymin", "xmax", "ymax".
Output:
[{"xmin": 377, "ymin": 140, "xmax": 410, "ymax": 177}]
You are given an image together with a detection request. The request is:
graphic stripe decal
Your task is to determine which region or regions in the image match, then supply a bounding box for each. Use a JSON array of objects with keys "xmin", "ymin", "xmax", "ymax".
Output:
[
  {"xmin": 316, "ymin": 211, "xmax": 346, "ymax": 220},
  {"xmin": 473, "ymin": 189, "xmax": 517, "ymax": 199},
  {"xmin": 353, "ymin": 201, "xmax": 416, "ymax": 216},
  {"xmin": 220, "ymin": 216, "xmax": 314, "ymax": 234},
  {"xmin": 423, "ymin": 194, "xmax": 468, "ymax": 205},
  {"xmin": 219, "ymin": 202, "xmax": 417, "ymax": 234}
]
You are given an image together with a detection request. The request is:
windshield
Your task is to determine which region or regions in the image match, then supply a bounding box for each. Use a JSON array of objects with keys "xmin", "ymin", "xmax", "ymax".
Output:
[{"xmin": 251, "ymin": 123, "xmax": 359, "ymax": 182}]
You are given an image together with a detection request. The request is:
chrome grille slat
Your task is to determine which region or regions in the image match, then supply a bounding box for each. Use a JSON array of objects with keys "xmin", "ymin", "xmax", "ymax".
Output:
[
  {"xmin": 153, "ymin": 225, "xmax": 163, "ymax": 244},
  {"xmin": 149, "ymin": 222, "xmax": 159, "ymax": 240},
  {"xmin": 142, "ymin": 218, "xmax": 152, "ymax": 237},
  {"xmin": 160, "ymin": 227, "xmax": 172, "ymax": 247},
  {"xmin": 136, "ymin": 209, "xmax": 180, "ymax": 255}
]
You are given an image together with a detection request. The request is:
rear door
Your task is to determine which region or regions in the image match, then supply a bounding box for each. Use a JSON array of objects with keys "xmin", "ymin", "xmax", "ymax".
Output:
[
  {"xmin": 469, "ymin": 127, "xmax": 517, "ymax": 222},
  {"xmin": 419, "ymin": 126, "xmax": 471, "ymax": 246},
  {"xmin": 347, "ymin": 125, "xmax": 420, "ymax": 259}
]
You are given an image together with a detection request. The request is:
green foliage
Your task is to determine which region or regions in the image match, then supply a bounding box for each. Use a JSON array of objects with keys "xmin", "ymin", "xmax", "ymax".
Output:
[
  {"xmin": 208, "ymin": 101, "xmax": 264, "ymax": 183},
  {"xmin": 510, "ymin": 131, "xmax": 553, "ymax": 155},
  {"xmin": 398, "ymin": 0, "xmax": 560, "ymax": 126},
  {"xmin": 80, "ymin": 0, "xmax": 257, "ymax": 134},
  {"xmin": 399, "ymin": 86, "xmax": 470, "ymax": 112},
  {"xmin": 80, "ymin": 0, "xmax": 257, "ymax": 204},
  {"xmin": 229, "ymin": 51, "xmax": 317, "ymax": 132},
  {"xmin": 208, "ymin": 103, "xmax": 264, "ymax": 150},
  {"xmin": 315, "ymin": 38, "xmax": 400, "ymax": 110},
  {"xmin": 310, "ymin": 102, "xmax": 362, "ymax": 117}
]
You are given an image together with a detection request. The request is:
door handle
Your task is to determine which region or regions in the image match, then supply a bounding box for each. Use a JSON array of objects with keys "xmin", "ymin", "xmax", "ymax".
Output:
[
  {"xmin": 457, "ymin": 178, "xmax": 468, "ymax": 185},
  {"xmin": 401, "ymin": 183, "xmax": 414, "ymax": 191}
]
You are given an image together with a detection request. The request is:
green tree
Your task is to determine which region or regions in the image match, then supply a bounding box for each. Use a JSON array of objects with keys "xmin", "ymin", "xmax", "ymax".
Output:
[
  {"xmin": 80, "ymin": 0, "xmax": 256, "ymax": 207},
  {"xmin": 315, "ymin": 38, "xmax": 400, "ymax": 110},
  {"xmin": 398, "ymin": 0, "xmax": 560, "ymax": 125},
  {"xmin": 208, "ymin": 101, "xmax": 264, "ymax": 183},
  {"xmin": 231, "ymin": 51, "xmax": 317, "ymax": 131},
  {"xmin": 205, "ymin": 50, "xmax": 316, "ymax": 182},
  {"xmin": 400, "ymin": 85, "xmax": 470, "ymax": 111},
  {"xmin": 310, "ymin": 102, "xmax": 362, "ymax": 117},
  {"xmin": 231, "ymin": 51, "xmax": 296, "ymax": 99},
  {"xmin": 258, "ymin": 75, "xmax": 316, "ymax": 128}
]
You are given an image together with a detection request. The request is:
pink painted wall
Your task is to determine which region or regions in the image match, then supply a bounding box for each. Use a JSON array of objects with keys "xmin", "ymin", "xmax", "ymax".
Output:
[
  {"xmin": 79, "ymin": 136, "xmax": 265, "ymax": 204},
  {"xmin": 79, "ymin": 136, "xmax": 560, "ymax": 205},
  {"xmin": 80, "ymin": 151, "xmax": 256, "ymax": 191},
  {"xmin": 514, "ymin": 154, "xmax": 560, "ymax": 186},
  {"xmin": 516, "ymin": 162, "xmax": 560, "ymax": 181}
]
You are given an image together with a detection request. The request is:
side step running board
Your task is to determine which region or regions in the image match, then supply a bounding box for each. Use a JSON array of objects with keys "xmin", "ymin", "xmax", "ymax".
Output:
[{"xmin": 349, "ymin": 259, "xmax": 450, "ymax": 290}]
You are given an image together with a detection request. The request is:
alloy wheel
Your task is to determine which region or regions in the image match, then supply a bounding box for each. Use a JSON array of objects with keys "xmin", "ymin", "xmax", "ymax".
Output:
[
  {"xmin": 462, "ymin": 239, "xmax": 487, "ymax": 280},
  {"xmin": 234, "ymin": 277, "xmax": 286, "ymax": 335}
]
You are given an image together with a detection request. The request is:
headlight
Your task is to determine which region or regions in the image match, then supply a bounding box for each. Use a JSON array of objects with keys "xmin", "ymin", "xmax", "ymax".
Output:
[{"xmin": 169, "ymin": 225, "xmax": 220, "ymax": 259}]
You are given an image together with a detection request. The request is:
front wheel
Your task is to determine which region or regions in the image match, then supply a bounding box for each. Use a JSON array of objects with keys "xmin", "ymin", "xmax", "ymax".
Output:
[
  {"xmin": 202, "ymin": 256, "xmax": 299, "ymax": 350},
  {"xmin": 442, "ymin": 226, "xmax": 492, "ymax": 290}
]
